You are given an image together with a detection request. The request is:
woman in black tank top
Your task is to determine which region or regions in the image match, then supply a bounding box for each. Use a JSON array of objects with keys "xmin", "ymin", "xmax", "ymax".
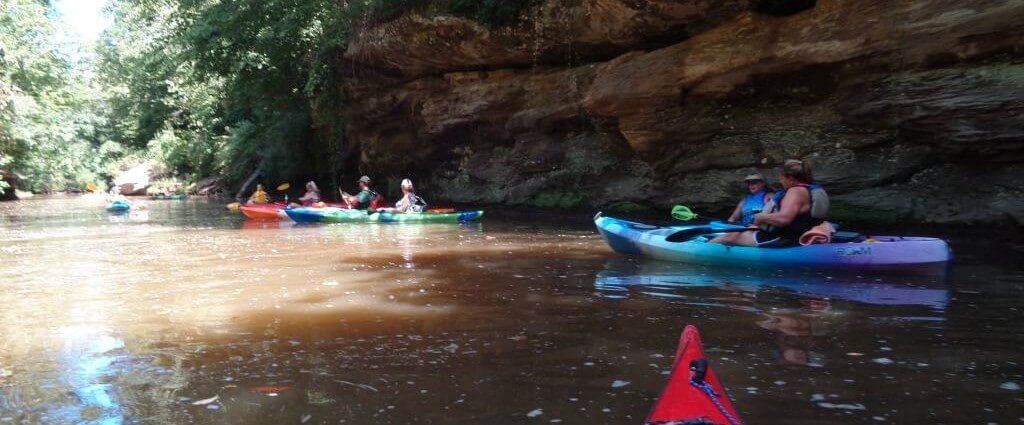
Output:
[{"xmin": 710, "ymin": 160, "xmax": 819, "ymax": 247}]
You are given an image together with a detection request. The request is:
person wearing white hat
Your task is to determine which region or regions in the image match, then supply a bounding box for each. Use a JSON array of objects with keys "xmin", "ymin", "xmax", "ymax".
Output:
[
  {"xmin": 726, "ymin": 173, "xmax": 773, "ymax": 226},
  {"xmin": 392, "ymin": 179, "xmax": 427, "ymax": 213}
]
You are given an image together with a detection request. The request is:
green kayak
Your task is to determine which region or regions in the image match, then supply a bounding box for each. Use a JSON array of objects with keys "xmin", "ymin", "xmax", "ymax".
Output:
[
  {"xmin": 149, "ymin": 193, "xmax": 187, "ymax": 200},
  {"xmin": 286, "ymin": 207, "xmax": 483, "ymax": 223}
]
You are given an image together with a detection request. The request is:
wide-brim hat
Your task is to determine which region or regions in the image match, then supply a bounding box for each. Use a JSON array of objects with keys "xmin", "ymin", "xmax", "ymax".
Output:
[
  {"xmin": 358, "ymin": 176, "xmax": 371, "ymax": 184},
  {"xmin": 743, "ymin": 173, "xmax": 765, "ymax": 182}
]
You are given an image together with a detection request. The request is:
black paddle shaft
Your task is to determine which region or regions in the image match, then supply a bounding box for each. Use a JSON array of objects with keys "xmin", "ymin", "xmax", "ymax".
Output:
[{"xmin": 664, "ymin": 227, "xmax": 752, "ymax": 243}]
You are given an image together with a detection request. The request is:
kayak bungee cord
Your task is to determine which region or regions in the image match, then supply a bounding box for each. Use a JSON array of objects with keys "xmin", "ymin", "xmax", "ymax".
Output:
[{"xmin": 689, "ymin": 359, "xmax": 744, "ymax": 425}]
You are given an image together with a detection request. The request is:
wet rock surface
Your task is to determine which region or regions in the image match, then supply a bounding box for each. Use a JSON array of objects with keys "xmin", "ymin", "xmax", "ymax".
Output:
[{"xmin": 324, "ymin": 0, "xmax": 1024, "ymax": 226}]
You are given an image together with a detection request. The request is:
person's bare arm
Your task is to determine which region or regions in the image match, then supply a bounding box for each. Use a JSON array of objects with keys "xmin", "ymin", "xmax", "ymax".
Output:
[
  {"xmin": 727, "ymin": 199, "xmax": 744, "ymax": 223},
  {"xmin": 754, "ymin": 189, "xmax": 807, "ymax": 228}
]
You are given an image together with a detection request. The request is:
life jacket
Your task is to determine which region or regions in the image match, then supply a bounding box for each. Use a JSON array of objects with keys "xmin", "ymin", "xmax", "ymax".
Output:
[
  {"xmin": 740, "ymin": 189, "xmax": 770, "ymax": 226},
  {"xmin": 368, "ymin": 191, "xmax": 386, "ymax": 210},
  {"xmin": 407, "ymin": 194, "xmax": 427, "ymax": 213},
  {"xmin": 769, "ymin": 183, "xmax": 829, "ymax": 219},
  {"xmin": 766, "ymin": 183, "xmax": 829, "ymax": 238}
]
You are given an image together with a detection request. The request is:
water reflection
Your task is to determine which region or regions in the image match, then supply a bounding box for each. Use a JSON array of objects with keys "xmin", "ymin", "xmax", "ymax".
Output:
[
  {"xmin": 3, "ymin": 197, "xmax": 1022, "ymax": 424},
  {"xmin": 595, "ymin": 257, "xmax": 949, "ymax": 310},
  {"xmin": 595, "ymin": 258, "xmax": 952, "ymax": 370},
  {"xmin": 56, "ymin": 327, "xmax": 126, "ymax": 424}
]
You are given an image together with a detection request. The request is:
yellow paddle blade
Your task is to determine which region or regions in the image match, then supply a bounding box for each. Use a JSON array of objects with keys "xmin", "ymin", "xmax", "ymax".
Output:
[
  {"xmin": 276, "ymin": 183, "xmax": 290, "ymax": 191},
  {"xmin": 226, "ymin": 202, "xmax": 241, "ymax": 211},
  {"xmin": 85, "ymin": 183, "xmax": 97, "ymax": 192}
]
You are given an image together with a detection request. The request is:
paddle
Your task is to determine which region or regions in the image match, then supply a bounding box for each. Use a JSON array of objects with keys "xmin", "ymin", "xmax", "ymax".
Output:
[
  {"xmin": 664, "ymin": 226, "xmax": 753, "ymax": 243},
  {"xmin": 275, "ymin": 183, "xmax": 290, "ymax": 204}
]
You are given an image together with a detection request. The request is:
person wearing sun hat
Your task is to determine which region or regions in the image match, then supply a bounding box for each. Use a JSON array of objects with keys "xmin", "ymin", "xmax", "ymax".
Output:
[
  {"xmin": 726, "ymin": 172, "xmax": 774, "ymax": 226},
  {"xmin": 393, "ymin": 179, "xmax": 427, "ymax": 213}
]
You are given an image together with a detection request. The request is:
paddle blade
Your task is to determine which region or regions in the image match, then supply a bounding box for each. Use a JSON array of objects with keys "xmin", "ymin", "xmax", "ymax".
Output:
[
  {"xmin": 276, "ymin": 183, "xmax": 290, "ymax": 191},
  {"xmin": 665, "ymin": 227, "xmax": 750, "ymax": 242},
  {"xmin": 671, "ymin": 205, "xmax": 698, "ymax": 221}
]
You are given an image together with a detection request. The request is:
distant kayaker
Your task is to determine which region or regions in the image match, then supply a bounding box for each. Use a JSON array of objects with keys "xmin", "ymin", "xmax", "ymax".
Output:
[
  {"xmin": 711, "ymin": 159, "xmax": 829, "ymax": 247},
  {"xmin": 384, "ymin": 179, "xmax": 427, "ymax": 213},
  {"xmin": 288, "ymin": 181, "xmax": 321, "ymax": 208},
  {"xmin": 726, "ymin": 173, "xmax": 774, "ymax": 226},
  {"xmin": 247, "ymin": 184, "xmax": 270, "ymax": 204},
  {"xmin": 341, "ymin": 176, "xmax": 384, "ymax": 210}
]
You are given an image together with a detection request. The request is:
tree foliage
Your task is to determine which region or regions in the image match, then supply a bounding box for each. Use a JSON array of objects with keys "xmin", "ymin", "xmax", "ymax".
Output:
[
  {"xmin": 1, "ymin": 0, "xmax": 114, "ymax": 193},
  {"xmin": 1, "ymin": 0, "xmax": 541, "ymax": 195}
]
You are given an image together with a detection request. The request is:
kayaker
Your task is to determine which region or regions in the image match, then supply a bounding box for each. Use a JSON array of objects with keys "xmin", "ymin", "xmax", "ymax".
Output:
[
  {"xmin": 247, "ymin": 184, "xmax": 270, "ymax": 204},
  {"xmin": 711, "ymin": 159, "xmax": 829, "ymax": 247},
  {"xmin": 726, "ymin": 173, "xmax": 774, "ymax": 226},
  {"xmin": 288, "ymin": 181, "xmax": 321, "ymax": 208},
  {"xmin": 340, "ymin": 176, "xmax": 384, "ymax": 210},
  {"xmin": 383, "ymin": 179, "xmax": 427, "ymax": 213}
]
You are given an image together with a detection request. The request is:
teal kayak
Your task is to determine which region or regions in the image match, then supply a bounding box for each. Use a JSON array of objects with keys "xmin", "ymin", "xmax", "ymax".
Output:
[
  {"xmin": 595, "ymin": 214, "xmax": 952, "ymax": 271},
  {"xmin": 106, "ymin": 200, "xmax": 131, "ymax": 212},
  {"xmin": 286, "ymin": 207, "xmax": 483, "ymax": 224}
]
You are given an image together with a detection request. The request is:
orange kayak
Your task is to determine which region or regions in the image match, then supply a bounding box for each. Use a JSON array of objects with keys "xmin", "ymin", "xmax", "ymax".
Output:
[{"xmin": 239, "ymin": 203, "xmax": 288, "ymax": 220}]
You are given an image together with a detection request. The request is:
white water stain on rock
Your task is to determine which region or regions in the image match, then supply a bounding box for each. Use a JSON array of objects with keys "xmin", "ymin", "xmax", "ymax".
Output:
[
  {"xmin": 1000, "ymin": 382, "xmax": 1020, "ymax": 391},
  {"xmin": 611, "ymin": 380, "xmax": 630, "ymax": 388},
  {"xmin": 526, "ymin": 408, "xmax": 543, "ymax": 418}
]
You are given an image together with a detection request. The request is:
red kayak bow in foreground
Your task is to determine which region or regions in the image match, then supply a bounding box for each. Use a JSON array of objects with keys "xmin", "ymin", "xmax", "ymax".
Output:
[{"xmin": 646, "ymin": 325, "xmax": 744, "ymax": 425}]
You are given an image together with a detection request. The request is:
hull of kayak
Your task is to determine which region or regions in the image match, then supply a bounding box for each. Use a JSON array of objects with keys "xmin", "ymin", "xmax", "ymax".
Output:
[
  {"xmin": 648, "ymin": 325, "xmax": 742, "ymax": 425},
  {"xmin": 106, "ymin": 200, "xmax": 131, "ymax": 212},
  {"xmin": 596, "ymin": 215, "xmax": 951, "ymax": 270},
  {"xmin": 240, "ymin": 203, "xmax": 288, "ymax": 220},
  {"xmin": 149, "ymin": 194, "xmax": 186, "ymax": 200},
  {"xmin": 286, "ymin": 207, "xmax": 483, "ymax": 224},
  {"xmin": 239, "ymin": 203, "xmax": 347, "ymax": 220}
]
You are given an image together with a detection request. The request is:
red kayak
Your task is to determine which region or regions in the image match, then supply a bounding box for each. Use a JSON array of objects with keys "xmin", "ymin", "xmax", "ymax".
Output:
[
  {"xmin": 647, "ymin": 325, "xmax": 743, "ymax": 425},
  {"xmin": 239, "ymin": 202, "xmax": 288, "ymax": 220},
  {"xmin": 240, "ymin": 202, "xmax": 344, "ymax": 220}
]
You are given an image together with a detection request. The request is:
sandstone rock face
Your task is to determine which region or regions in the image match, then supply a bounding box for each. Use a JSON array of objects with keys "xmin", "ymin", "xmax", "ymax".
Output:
[
  {"xmin": 323, "ymin": 0, "xmax": 1024, "ymax": 226},
  {"xmin": 345, "ymin": 0, "xmax": 748, "ymax": 78}
]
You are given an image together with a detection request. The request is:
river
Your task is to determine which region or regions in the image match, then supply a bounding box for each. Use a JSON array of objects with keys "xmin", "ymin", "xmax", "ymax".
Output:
[{"xmin": 0, "ymin": 196, "xmax": 1021, "ymax": 424}]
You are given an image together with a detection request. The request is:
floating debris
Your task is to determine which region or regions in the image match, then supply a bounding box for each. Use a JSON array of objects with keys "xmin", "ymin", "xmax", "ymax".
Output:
[{"xmin": 191, "ymin": 395, "xmax": 219, "ymax": 405}]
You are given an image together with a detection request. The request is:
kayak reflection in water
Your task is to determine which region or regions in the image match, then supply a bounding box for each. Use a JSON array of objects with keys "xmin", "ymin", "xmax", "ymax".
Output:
[{"xmin": 711, "ymin": 159, "xmax": 830, "ymax": 248}]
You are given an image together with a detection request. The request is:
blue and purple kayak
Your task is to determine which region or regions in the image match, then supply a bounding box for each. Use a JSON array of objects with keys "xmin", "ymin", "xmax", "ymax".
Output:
[{"xmin": 595, "ymin": 214, "xmax": 952, "ymax": 271}]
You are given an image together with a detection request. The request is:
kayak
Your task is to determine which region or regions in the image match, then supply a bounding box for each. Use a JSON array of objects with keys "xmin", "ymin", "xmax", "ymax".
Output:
[
  {"xmin": 595, "ymin": 214, "xmax": 952, "ymax": 271},
  {"xmin": 239, "ymin": 202, "xmax": 345, "ymax": 220},
  {"xmin": 149, "ymin": 193, "xmax": 186, "ymax": 200},
  {"xmin": 286, "ymin": 207, "xmax": 483, "ymax": 224},
  {"xmin": 239, "ymin": 202, "xmax": 289, "ymax": 220},
  {"xmin": 648, "ymin": 325, "xmax": 743, "ymax": 425},
  {"xmin": 106, "ymin": 200, "xmax": 131, "ymax": 212}
]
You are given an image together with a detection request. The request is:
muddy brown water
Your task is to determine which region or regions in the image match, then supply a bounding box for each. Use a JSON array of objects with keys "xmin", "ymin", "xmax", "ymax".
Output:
[{"xmin": 0, "ymin": 196, "xmax": 1021, "ymax": 424}]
